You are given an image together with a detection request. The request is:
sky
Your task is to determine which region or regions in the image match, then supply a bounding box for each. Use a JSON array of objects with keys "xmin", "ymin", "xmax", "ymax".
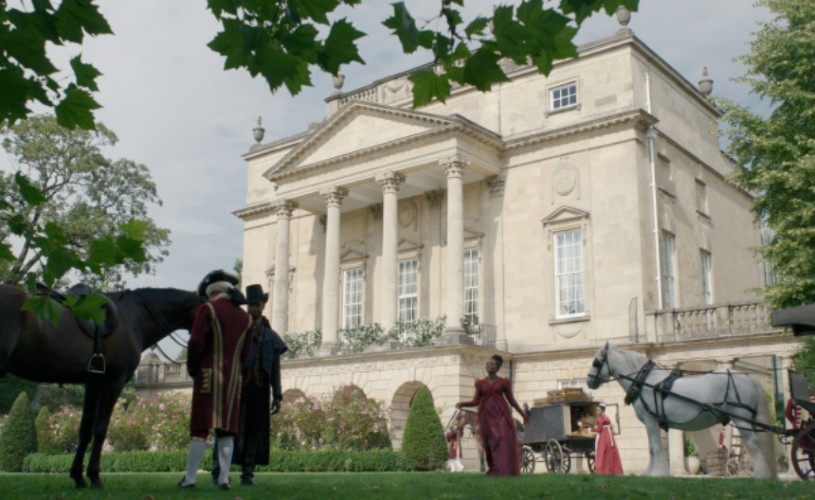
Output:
[{"xmin": 19, "ymin": 0, "xmax": 773, "ymax": 358}]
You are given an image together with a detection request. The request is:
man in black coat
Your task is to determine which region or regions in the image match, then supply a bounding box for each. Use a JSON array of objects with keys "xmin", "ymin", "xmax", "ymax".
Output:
[{"xmin": 212, "ymin": 283, "xmax": 288, "ymax": 486}]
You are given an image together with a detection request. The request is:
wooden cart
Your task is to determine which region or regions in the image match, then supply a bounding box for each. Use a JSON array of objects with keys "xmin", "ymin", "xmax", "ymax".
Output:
[{"xmin": 520, "ymin": 390, "xmax": 602, "ymax": 474}]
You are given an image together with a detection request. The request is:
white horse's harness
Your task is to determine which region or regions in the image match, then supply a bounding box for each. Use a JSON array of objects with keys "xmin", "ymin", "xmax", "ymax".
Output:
[{"xmin": 591, "ymin": 348, "xmax": 762, "ymax": 431}]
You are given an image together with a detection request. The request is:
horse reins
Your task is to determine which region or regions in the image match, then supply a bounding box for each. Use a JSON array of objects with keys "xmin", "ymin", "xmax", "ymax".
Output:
[{"xmin": 133, "ymin": 291, "xmax": 188, "ymax": 365}]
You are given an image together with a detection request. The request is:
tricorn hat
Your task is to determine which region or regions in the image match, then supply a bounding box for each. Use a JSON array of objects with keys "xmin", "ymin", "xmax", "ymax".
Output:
[
  {"xmin": 197, "ymin": 269, "xmax": 240, "ymax": 298},
  {"xmin": 245, "ymin": 284, "xmax": 269, "ymax": 304}
]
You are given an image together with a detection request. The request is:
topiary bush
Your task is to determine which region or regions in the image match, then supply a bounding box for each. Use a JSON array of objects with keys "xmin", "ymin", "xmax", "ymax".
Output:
[
  {"xmin": 400, "ymin": 386, "xmax": 446, "ymax": 471},
  {"xmin": 35, "ymin": 406, "xmax": 58, "ymax": 454},
  {"xmin": 0, "ymin": 392, "xmax": 38, "ymax": 471}
]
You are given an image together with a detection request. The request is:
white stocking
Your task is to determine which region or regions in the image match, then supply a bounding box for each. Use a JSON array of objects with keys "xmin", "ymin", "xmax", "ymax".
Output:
[
  {"xmin": 184, "ymin": 439, "xmax": 207, "ymax": 484},
  {"xmin": 217, "ymin": 437, "xmax": 234, "ymax": 486}
]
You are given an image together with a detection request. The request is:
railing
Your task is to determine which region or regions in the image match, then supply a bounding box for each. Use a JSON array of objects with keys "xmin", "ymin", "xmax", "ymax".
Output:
[
  {"xmin": 647, "ymin": 302, "xmax": 779, "ymax": 343},
  {"xmin": 471, "ymin": 323, "xmax": 497, "ymax": 348},
  {"xmin": 133, "ymin": 359, "xmax": 192, "ymax": 386}
]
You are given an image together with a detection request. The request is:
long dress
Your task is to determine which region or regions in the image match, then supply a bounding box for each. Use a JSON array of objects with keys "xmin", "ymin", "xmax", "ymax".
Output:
[
  {"xmin": 460, "ymin": 377, "xmax": 523, "ymax": 476},
  {"xmin": 591, "ymin": 413, "xmax": 624, "ymax": 475}
]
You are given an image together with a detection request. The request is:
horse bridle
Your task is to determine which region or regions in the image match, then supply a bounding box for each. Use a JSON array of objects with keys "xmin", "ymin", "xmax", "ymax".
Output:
[{"xmin": 589, "ymin": 347, "xmax": 610, "ymax": 385}]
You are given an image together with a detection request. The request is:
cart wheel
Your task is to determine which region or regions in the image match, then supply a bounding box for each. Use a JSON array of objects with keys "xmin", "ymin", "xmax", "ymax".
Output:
[
  {"xmin": 544, "ymin": 439, "xmax": 565, "ymax": 473},
  {"xmin": 561, "ymin": 447, "xmax": 572, "ymax": 473},
  {"xmin": 791, "ymin": 422, "xmax": 815, "ymax": 480},
  {"xmin": 521, "ymin": 446, "xmax": 536, "ymax": 474},
  {"xmin": 586, "ymin": 451, "xmax": 596, "ymax": 474}
]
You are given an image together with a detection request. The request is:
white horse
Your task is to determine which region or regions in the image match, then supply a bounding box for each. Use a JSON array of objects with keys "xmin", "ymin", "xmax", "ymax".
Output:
[{"xmin": 586, "ymin": 343, "xmax": 777, "ymax": 479}]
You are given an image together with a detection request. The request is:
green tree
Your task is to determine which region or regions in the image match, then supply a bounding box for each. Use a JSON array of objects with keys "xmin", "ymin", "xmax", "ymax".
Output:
[
  {"xmin": 0, "ymin": 115, "xmax": 170, "ymax": 290},
  {"xmin": 34, "ymin": 406, "xmax": 57, "ymax": 454},
  {"xmin": 400, "ymin": 386, "xmax": 446, "ymax": 471},
  {"xmin": 0, "ymin": 375, "xmax": 38, "ymax": 414},
  {"xmin": 0, "ymin": 392, "xmax": 37, "ymax": 471},
  {"xmin": 718, "ymin": 0, "xmax": 815, "ymax": 309},
  {"xmin": 1, "ymin": 1, "xmax": 639, "ymax": 129},
  {"xmin": 793, "ymin": 337, "xmax": 815, "ymax": 393}
]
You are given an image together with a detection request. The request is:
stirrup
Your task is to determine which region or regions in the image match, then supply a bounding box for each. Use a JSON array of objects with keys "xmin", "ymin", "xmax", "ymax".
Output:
[{"xmin": 87, "ymin": 353, "xmax": 106, "ymax": 374}]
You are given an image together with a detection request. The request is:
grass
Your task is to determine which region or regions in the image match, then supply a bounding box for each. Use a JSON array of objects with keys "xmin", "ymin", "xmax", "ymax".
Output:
[{"xmin": 0, "ymin": 472, "xmax": 811, "ymax": 499}]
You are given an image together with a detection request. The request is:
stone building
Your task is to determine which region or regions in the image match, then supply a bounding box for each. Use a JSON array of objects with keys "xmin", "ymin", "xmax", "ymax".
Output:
[{"xmin": 137, "ymin": 12, "xmax": 800, "ymax": 474}]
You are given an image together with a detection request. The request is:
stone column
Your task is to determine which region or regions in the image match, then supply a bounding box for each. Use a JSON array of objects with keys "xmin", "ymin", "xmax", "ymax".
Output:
[
  {"xmin": 272, "ymin": 200, "xmax": 296, "ymax": 335},
  {"xmin": 375, "ymin": 171, "xmax": 405, "ymax": 330},
  {"xmin": 319, "ymin": 186, "xmax": 348, "ymax": 355},
  {"xmin": 437, "ymin": 155, "xmax": 472, "ymax": 345}
]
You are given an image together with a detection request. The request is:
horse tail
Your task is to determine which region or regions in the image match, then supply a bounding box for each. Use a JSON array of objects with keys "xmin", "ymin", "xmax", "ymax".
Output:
[{"xmin": 752, "ymin": 378, "xmax": 777, "ymax": 479}]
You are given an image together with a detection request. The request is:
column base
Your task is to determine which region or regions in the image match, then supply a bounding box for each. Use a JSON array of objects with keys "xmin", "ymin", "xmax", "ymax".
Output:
[
  {"xmin": 316, "ymin": 341, "xmax": 341, "ymax": 357},
  {"xmin": 435, "ymin": 327, "xmax": 474, "ymax": 346}
]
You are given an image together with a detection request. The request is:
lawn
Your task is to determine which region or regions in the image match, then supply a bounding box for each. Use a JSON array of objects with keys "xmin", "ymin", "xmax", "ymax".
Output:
[{"xmin": 0, "ymin": 472, "xmax": 811, "ymax": 499}]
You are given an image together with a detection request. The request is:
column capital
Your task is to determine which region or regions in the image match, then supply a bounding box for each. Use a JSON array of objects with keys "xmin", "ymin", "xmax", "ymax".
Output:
[
  {"xmin": 425, "ymin": 189, "xmax": 444, "ymax": 208},
  {"xmin": 440, "ymin": 154, "xmax": 468, "ymax": 178},
  {"xmin": 274, "ymin": 200, "xmax": 297, "ymax": 218},
  {"xmin": 320, "ymin": 186, "xmax": 348, "ymax": 207},
  {"xmin": 375, "ymin": 171, "xmax": 406, "ymax": 194},
  {"xmin": 486, "ymin": 174, "xmax": 505, "ymax": 197}
]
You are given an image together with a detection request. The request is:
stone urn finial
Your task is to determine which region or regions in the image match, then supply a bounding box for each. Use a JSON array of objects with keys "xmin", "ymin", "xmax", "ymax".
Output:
[
  {"xmin": 252, "ymin": 116, "xmax": 265, "ymax": 144},
  {"xmin": 616, "ymin": 6, "xmax": 632, "ymax": 30},
  {"xmin": 332, "ymin": 73, "xmax": 345, "ymax": 95},
  {"xmin": 698, "ymin": 67, "xmax": 713, "ymax": 96}
]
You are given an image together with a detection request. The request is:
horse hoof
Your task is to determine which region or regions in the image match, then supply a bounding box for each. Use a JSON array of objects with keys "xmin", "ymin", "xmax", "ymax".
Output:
[
  {"xmin": 89, "ymin": 478, "xmax": 104, "ymax": 489},
  {"xmin": 73, "ymin": 479, "xmax": 88, "ymax": 489}
]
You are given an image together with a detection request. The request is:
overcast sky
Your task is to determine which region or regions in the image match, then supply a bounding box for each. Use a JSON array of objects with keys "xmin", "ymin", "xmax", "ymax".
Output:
[{"xmin": 35, "ymin": 0, "xmax": 771, "ymax": 357}]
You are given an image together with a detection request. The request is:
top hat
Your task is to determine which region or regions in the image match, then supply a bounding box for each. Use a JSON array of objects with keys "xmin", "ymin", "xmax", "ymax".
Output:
[
  {"xmin": 245, "ymin": 284, "xmax": 269, "ymax": 304},
  {"xmin": 197, "ymin": 269, "xmax": 240, "ymax": 297}
]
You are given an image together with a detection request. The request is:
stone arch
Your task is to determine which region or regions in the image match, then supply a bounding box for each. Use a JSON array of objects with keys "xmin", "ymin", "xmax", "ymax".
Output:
[
  {"xmin": 390, "ymin": 381, "xmax": 431, "ymax": 450},
  {"xmin": 332, "ymin": 384, "xmax": 367, "ymax": 405}
]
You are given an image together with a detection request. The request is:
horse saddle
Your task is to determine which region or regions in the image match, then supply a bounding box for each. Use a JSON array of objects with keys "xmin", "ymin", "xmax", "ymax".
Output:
[{"xmin": 36, "ymin": 283, "xmax": 119, "ymax": 339}]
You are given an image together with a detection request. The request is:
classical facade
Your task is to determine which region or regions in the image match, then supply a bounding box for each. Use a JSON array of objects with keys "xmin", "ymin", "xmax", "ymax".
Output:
[{"xmin": 137, "ymin": 14, "xmax": 802, "ymax": 474}]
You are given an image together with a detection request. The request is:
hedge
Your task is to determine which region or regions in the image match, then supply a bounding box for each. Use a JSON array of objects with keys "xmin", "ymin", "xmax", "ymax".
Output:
[
  {"xmin": 400, "ymin": 387, "xmax": 447, "ymax": 471},
  {"xmin": 24, "ymin": 449, "xmax": 409, "ymax": 473},
  {"xmin": 0, "ymin": 392, "xmax": 38, "ymax": 471}
]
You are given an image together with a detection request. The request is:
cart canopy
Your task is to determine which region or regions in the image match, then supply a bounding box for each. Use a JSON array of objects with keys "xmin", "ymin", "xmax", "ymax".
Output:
[{"xmin": 771, "ymin": 303, "xmax": 815, "ymax": 336}]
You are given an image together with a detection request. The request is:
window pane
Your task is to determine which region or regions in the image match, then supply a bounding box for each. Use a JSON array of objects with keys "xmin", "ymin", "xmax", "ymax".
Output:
[
  {"xmin": 555, "ymin": 229, "xmax": 585, "ymax": 317},
  {"xmin": 661, "ymin": 232, "xmax": 676, "ymax": 308},
  {"xmin": 700, "ymin": 251, "xmax": 712, "ymax": 306},
  {"xmin": 343, "ymin": 268, "xmax": 363, "ymax": 327},
  {"xmin": 464, "ymin": 249, "xmax": 479, "ymax": 322},
  {"xmin": 398, "ymin": 259, "xmax": 418, "ymax": 322},
  {"xmin": 551, "ymin": 82, "xmax": 578, "ymax": 110}
]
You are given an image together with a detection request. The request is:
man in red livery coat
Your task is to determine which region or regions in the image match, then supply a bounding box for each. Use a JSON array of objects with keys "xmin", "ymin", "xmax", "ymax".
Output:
[{"xmin": 178, "ymin": 269, "xmax": 253, "ymax": 490}]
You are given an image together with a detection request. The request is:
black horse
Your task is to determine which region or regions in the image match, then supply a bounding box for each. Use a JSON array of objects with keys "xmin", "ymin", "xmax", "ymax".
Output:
[{"xmin": 0, "ymin": 284, "xmax": 202, "ymax": 488}]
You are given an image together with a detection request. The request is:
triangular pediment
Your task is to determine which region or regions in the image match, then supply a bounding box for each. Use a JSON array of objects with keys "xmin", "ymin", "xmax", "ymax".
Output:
[
  {"xmin": 340, "ymin": 244, "xmax": 368, "ymax": 262},
  {"xmin": 265, "ymin": 102, "xmax": 459, "ymax": 179},
  {"xmin": 541, "ymin": 206, "xmax": 590, "ymax": 226}
]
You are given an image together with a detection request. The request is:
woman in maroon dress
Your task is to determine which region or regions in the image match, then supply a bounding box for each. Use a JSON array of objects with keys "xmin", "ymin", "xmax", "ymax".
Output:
[
  {"xmin": 456, "ymin": 354, "xmax": 528, "ymax": 476},
  {"xmin": 591, "ymin": 403, "xmax": 623, "ymax": 475}
]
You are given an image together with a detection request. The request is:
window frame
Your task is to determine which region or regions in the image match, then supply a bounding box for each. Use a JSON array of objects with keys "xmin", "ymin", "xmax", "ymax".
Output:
[
  {"xmin": 463, "ymin": 246, "xmax": 480, "ymax": 325},
  {"xmin": 342, "ymin": 266, "xmax": 364, "ymax": 328},
  {"xmin": 397, "ymin": 257, "xmax": 419, "ymax": 323},
  {"xmin": 661, "ymin": 231, "xmax": 677, "ymax": 309},
  {"xmin": 554, "ymin": 227, "xmax": 586, "ymax": 319},
  {"xmin": 700, "ymin": 250, "xmax": 713, "ymax": 306},
  {"xmin": 548, "ymin": 81, "xmax": 579, "ymax": 113}
]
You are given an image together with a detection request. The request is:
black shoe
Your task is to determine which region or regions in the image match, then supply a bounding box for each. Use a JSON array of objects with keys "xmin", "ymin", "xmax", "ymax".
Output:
[
  {"xmin": 241, "ymin": 477, "xmax": 256, "ymax": 486},
  {"xmin": 218, "ymin": 482, "xmax": 230, "ymax": 490},
  {"xmin": 177, "ymin": 478, "xmax": 195, "ymax": 489}
]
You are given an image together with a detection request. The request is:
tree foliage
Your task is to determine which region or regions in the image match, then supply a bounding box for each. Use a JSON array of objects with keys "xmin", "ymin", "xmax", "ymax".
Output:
[
  {"xmin": 718, "ymin": 0, "xmax": 815, "ymax": 308},
  {"xmin": 0, "ymin": 392, "xmax": 37, "ymax": 471},
  {"xmin": 400, "ymin": 386, "xmax": 446, "ymax": 471},
  {"xmin": 0, "ymin": 115, "xmax": 169, "ymax": 306},
  {"xmin": 793, "ymin": 337, "xmax": 815, "ymax": 394},
  {"xmin": 2, "ymin": 1, "xmax": 639, "ymax": 129}
]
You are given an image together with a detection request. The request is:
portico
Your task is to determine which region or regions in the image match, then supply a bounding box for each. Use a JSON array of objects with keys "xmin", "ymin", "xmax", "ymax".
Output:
[{"xmin": 248, "ymin": 102, "xmax": 503, "ymax": 349}]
